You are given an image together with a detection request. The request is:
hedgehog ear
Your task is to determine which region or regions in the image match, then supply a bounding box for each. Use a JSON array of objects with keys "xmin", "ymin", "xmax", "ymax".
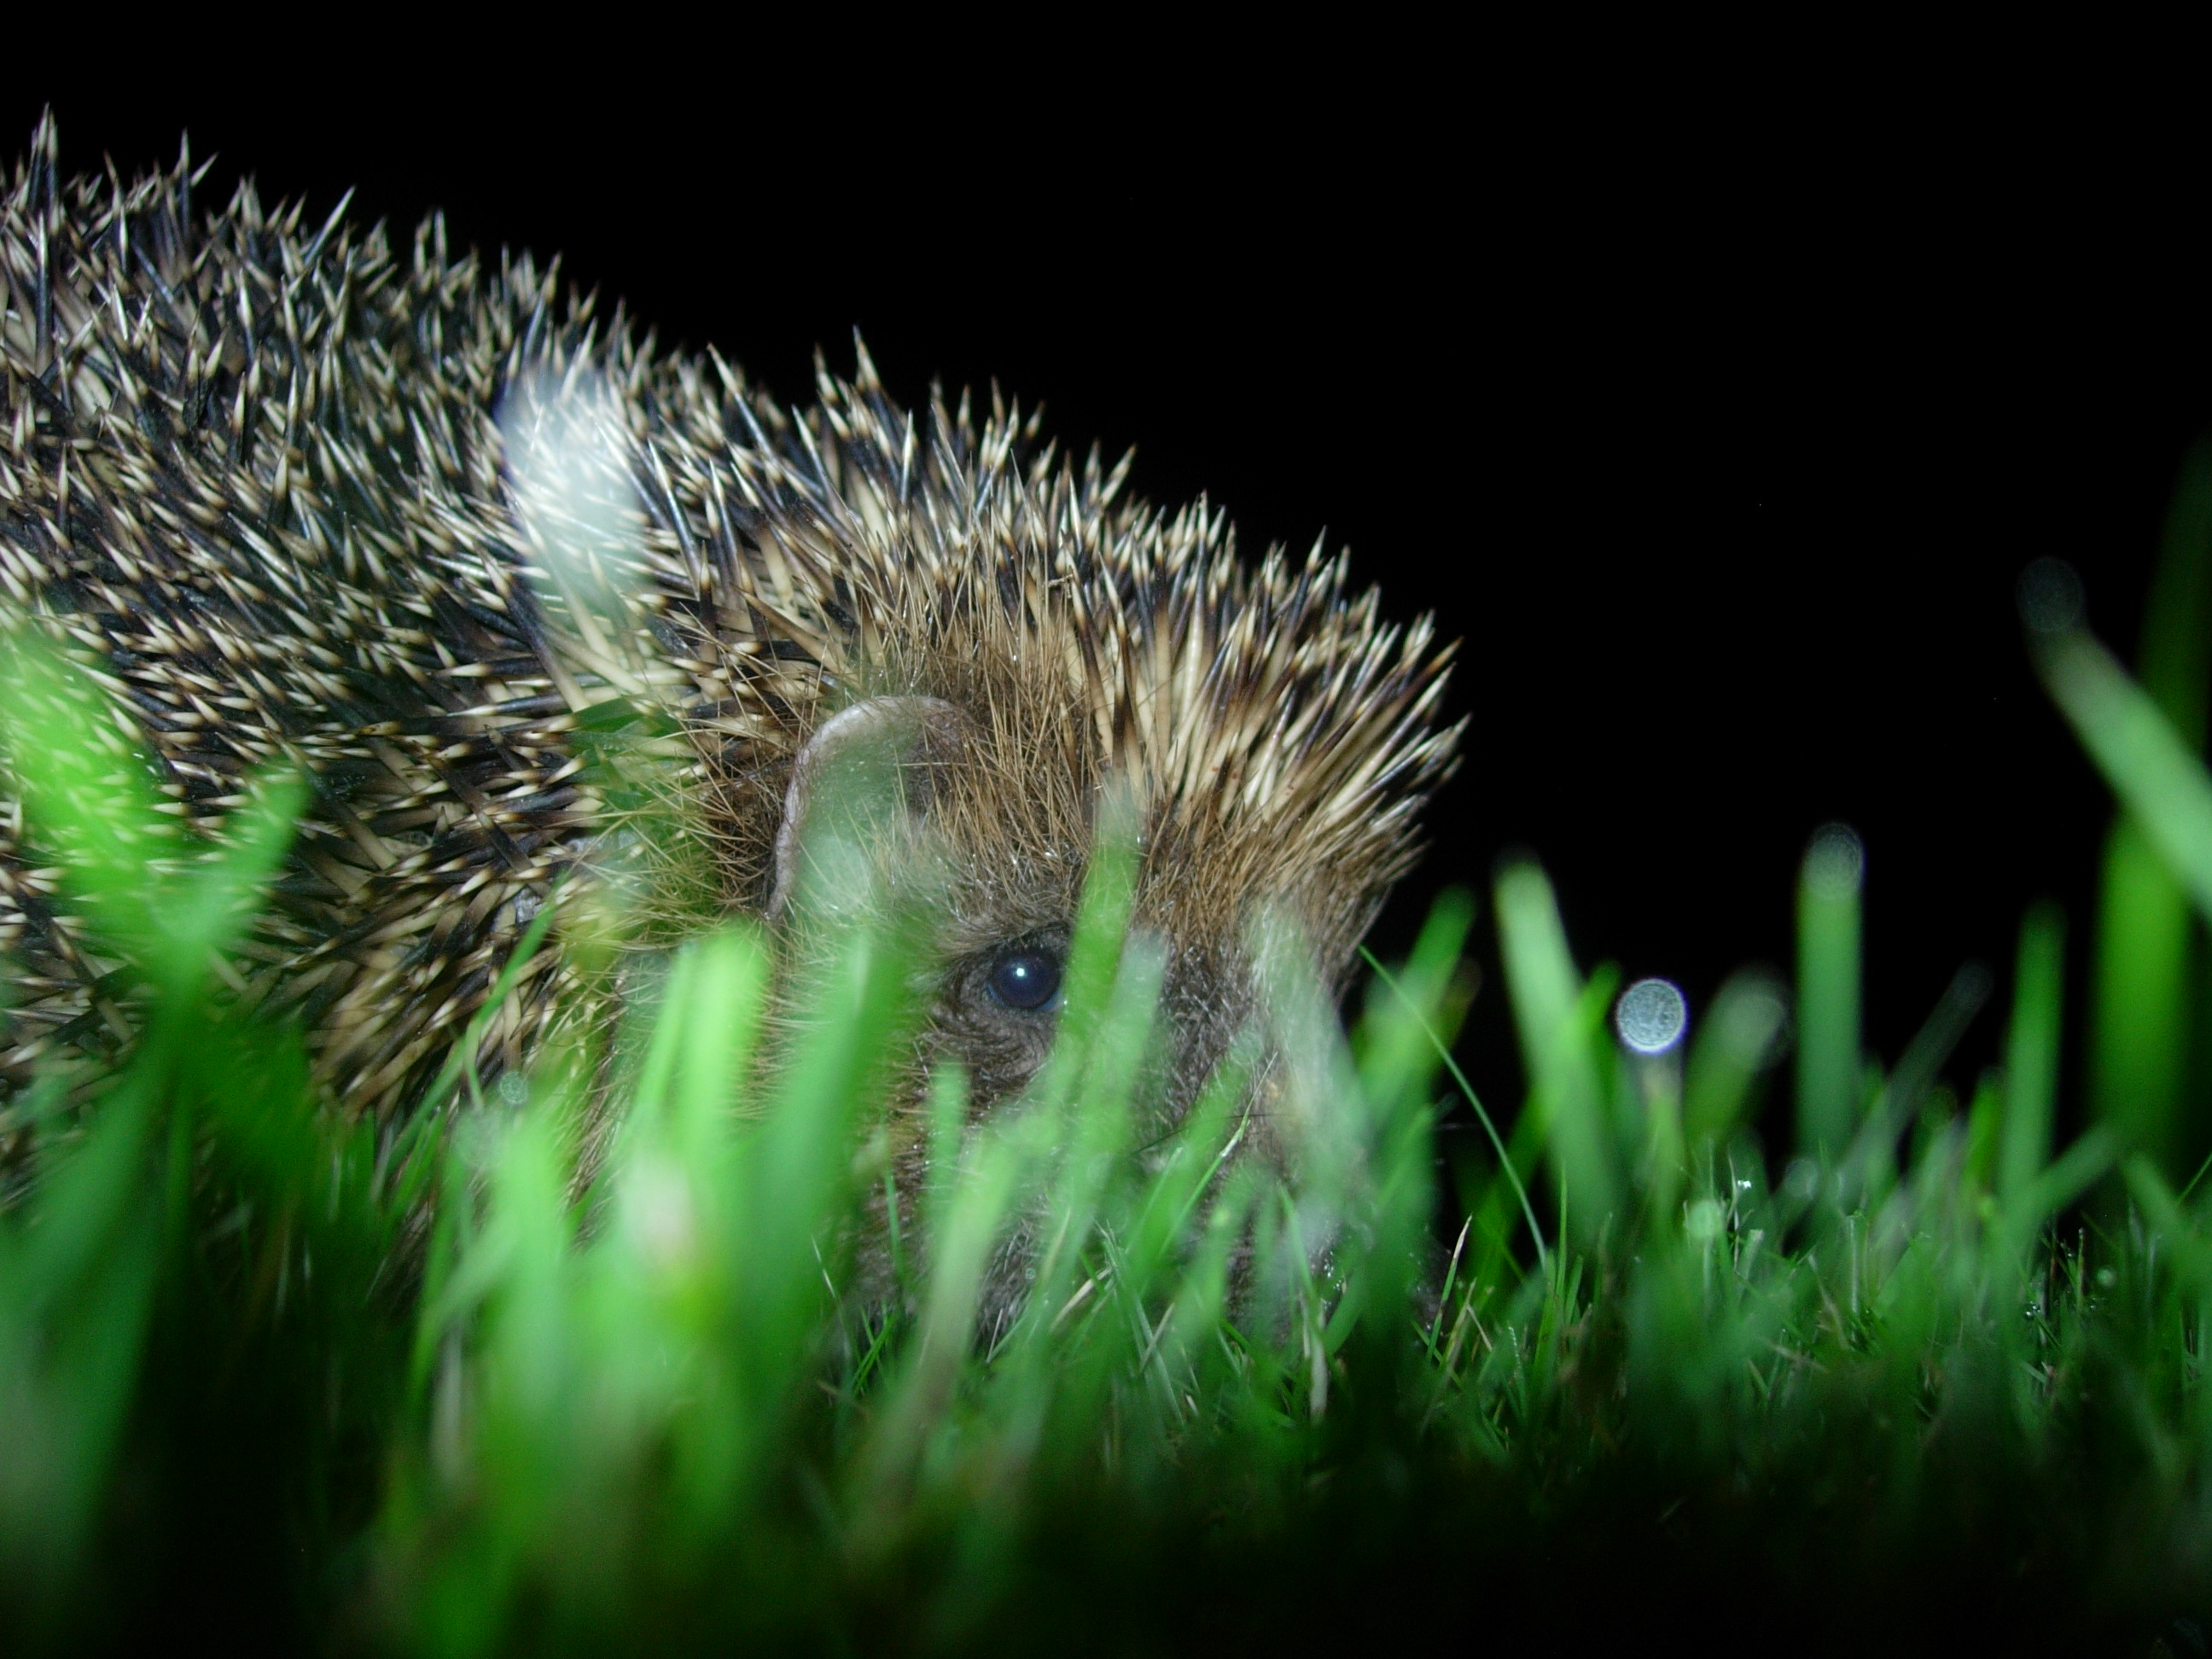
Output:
[{"xmin": 770, "ymin": 696, "xmax": 969, "ymax": 919}]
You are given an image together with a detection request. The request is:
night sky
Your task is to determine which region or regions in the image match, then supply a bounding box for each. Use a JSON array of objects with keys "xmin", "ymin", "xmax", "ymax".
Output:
[{"xmin": 8, "ymin": 78, "xmax": 2203, "ymax": 1150}]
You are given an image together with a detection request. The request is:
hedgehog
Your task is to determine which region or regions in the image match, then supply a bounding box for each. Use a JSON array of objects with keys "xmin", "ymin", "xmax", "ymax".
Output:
[{"xmin": 0, "ymin": 115, "xmax": 1462, "ymax": 1243}]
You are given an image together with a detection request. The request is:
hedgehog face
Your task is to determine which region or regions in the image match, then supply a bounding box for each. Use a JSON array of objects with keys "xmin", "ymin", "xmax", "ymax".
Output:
[
  {"xmin": 765, "ymin": 666, "xmax": 1414, "ymax": 1335},
  {"xmin": 768, "ymin": 682, "xmax": 1289, "ymax": 1148}
]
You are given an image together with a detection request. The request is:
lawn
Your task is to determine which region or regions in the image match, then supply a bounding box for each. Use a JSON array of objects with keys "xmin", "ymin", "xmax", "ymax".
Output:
[{"xmin": 5, "ymin": 527, "xmax": 2212, "ymax": 1653}]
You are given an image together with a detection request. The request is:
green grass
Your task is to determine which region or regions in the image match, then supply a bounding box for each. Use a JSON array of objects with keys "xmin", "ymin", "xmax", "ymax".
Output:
[{"xmin": 13, "ymin": 541, "xmax": 2212, "ymax": 1651}]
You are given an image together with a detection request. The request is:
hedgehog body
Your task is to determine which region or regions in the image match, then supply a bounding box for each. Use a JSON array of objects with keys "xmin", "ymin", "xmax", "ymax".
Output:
[{"xmin": 0, "ymin": 120, "xmax": 1461, "ymax": 1197}]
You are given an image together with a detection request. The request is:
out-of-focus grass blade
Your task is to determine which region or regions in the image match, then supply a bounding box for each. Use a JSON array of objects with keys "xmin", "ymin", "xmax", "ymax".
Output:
[
  {"xmin": 1017, "ymin": 931, "xmax": 1161, "ymax": 1345},
  {"xmin": 746, "ymin": 917, "xmax": 911, "ymax": 1396},
  {"xmin": 478, "ymin": 1109, "xmax": 578, "ymax": 1430},
  {"xmin": 1364, "ymin": 912, "xmax": 1547, "ymax": 1274},
  {"xmin": 1251, "ymin": 905, "xmax": 1365, "ymax": 1248},
  {"xmin": 857, "ymin": 1115, "xmax": 1032, "ymax": 1499},
  {"xmin": 1116, "ymin": 1038, "xmax": 1252, "ymax": 1310},
  {"xmin": 1796, "ymin": 825, "xmax": 1864, "ymax": 1165},
  {"xmin": 2012, "ymin": 1127, "xmax": 2114, "ymax": 1246},
  {"xmin": 2136, "ymin": 439, "xmax": 2212, "ymax": 748},
  {"xmin": 0, "ymin": 630, "xmax": 307, "ymax": 1005},
  {"xmin": 419, "ymin": 896, "xmax": 561, "ymax": 1118},
  {"xmin": 2123, "ymin": 1153, "xmax": 2212, "ymax": 1295},
  {"xmin": 1496, "ymin": 859, "xmax": 1617, "ymax": 1243},
  {"xmin": 1144, "ymin": 1166, "xmax": 1259, "ymax": 1392},
  {"xmin": 923, "ymin": 1062, "xmax": 971, "ymax": 1241},
  {"xmin": 1312, "ymin": 894, "xmax": 1474, "ymax": 1362},
  {"xmin": 1355, "ymin": 889, "xmax": 1474, "ymax": 1118},
  {"xmin": 1682, "ymin": 971, "xmax": 1789, "ymax": 1147},
  {"xmin": 148, "ymin": 769, "xmax": 306, "ymax": 994},
  {"xmin": 0, "ymin": 636, "xmax": 317, "ymax": 1615},
  {"xmin": 0, "ymin": 1081, "xmax": 160, "ymax": 1598},
  {"xmin": 998, "ymin": 810, "xmax": 1173, "ymax": 1435},
  {"xmin": 1029, "ymin": 788, "xmax": 1140, "ymax": 1114},
  {"xmin": 671, "ymin": 929, "xmax": 767, "ymax": 1151},
  {"xmin": 2091, "ymin": 826, "xmax": 2195, "ymax": 1176},
  {"xmin": 1839, "ymin": 961, "xmax": 1989, "ymax": 1203},
  {"xmin": 2036, "ymin": 624, "xmax": 2212, "ymax": 937},
  {"xmin": 2035, "ymin": 615, "xmax": 2212, "ymax": 1174},
  {"xmin": 1887, "ymin": 963, "xmax": 1990, "ymax": 1129},
  {"xmin": 2085, "ymin": 445, "xmax": 2212, "ymax": 1179},
  {"xmin": 1999, "ymin": 905, "xmax": 2064, "ymax": 1214},
  {"xmin": 0, "ymin": 632, "xmax": 167, "ymax": 930},
  {"xmin": 1961, "ymin": 1068, "xmax": 2002, "ymax": 1202}
]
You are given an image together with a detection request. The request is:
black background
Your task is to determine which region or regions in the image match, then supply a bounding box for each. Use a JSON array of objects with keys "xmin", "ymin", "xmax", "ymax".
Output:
[{"xmin": 7, "ymin": 66, "xmax": 2204, "ymax": 1143}]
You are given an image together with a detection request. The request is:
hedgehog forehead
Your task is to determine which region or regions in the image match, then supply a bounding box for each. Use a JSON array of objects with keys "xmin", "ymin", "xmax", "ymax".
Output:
[
  {"xmin": 905, "ymin": 675, "xmax": 1094, "ymax": 946},
  {"xmin": 914, "ymin": 719, "xmax": 1370, "ymax": 979},
  {"xmin": 867, "ymin": 617, "xmax": 1405, "ymax": 970}
]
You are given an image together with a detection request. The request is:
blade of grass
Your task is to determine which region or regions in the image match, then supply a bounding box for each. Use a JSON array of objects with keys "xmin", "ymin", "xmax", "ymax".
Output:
[
  {"xmin": 1797, "ymin": 824, "xmax": 1865, "ymax": 1166},
  {"xmin": 2035, "ymin": 624, "xmax": 2212, "ymax": 937},
  {"xmin": 1999, "ymin": 904, "xmax": 2065, "ymax": 1217},
  {"xmin": 2088, "ymin": 441, "xmax": 2212, "ymax": 1176},
  {"xmin": 1362, "ymin": 937, "xmax": 1547, "ymax": 1275},
  {"xmin": 1496, "ymin": 859, "xmax": 1618, "ymax": 1246}
]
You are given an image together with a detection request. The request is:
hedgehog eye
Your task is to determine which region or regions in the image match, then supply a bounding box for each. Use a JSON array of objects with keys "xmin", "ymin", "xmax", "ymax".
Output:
[{"xmin": 987, "ymin": 946, "xmax": 1063, "ymax": 1011}]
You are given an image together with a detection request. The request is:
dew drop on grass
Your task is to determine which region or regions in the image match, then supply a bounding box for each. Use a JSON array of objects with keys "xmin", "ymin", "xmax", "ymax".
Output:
[{"xmin": 1615, "ymin": 977, "xmax": 1688, "ymax": 1055}]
